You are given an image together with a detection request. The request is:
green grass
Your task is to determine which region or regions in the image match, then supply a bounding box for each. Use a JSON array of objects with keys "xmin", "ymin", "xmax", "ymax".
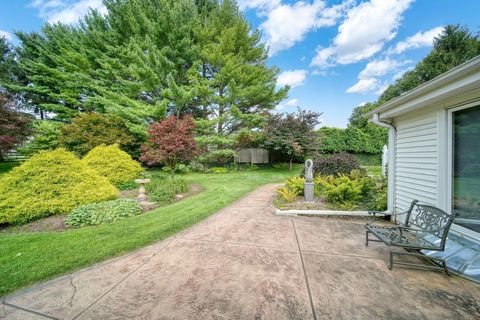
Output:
[
  {"xmin": 0, "ymin": 167, "xmax": 299, "ymax": 297},
  {"xmin": 0, "ymin": 162, "xmax": 19, "ymax": 175},
  {"xmin": 362, "ymin": 165, "xmax": 382, "ymax": 177}
]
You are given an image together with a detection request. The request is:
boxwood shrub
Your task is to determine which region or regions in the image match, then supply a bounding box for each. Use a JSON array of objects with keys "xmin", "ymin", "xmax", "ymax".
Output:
[
  {"xmin": 0, "ymin": 149, "xmax": 118, "ymax": 224},
  {"xmin": 82, "ymin": 144, "xmax": 143, "ymax": 186},
  {"xmin": 65, "ymin": 199, "xmax": 142, "ymax": 228}
]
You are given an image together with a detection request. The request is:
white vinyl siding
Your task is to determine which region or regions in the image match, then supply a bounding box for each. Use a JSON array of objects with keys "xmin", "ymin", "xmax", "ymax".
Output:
[{"xmin": 395, "ymin": 112, "xmax": 438, "ymax": 222}]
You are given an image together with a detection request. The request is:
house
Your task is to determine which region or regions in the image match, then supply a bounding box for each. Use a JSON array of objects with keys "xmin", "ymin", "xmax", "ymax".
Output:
[{"xmin": 367, "ymin": 55, "xmax": 480, "ymax": 281}]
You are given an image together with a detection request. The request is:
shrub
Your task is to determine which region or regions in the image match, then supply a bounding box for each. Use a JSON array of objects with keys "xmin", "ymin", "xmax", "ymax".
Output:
[
  {"xmin": 0, "ymin": 149, "xmax": 118, "ymax": 224},
  {"xmin": 117, "ymin": 180, "xmax": 139, "ymax": 191},
  {"xmin": 285, "ymin": 176, "xmax": 305, "ymax": 195},
  {"xmin": 83, "ymin": 144, "xmax": 143, "ymax": 186},
  {"xmin": 145, "ymin": 178, "xmax": 189, "ymax": 203},
  {"xmin": 0, "ymin": 94, "xmax": 32, "ymax": 161},
  {"xmin": 161, "ymin": 163, "xmax": 190, "ymax": 174},
  {"xmin": 65, "ymin": 199, "xmax": 142, "ymax": 228},
  {"xmin": 310, "ymin": 152, "xmax": 361, "ymax": 176},
  {"xmin": 314, "ymin": 170, "xmax": 387, "ymax": 211},
  {"xmin": 141, "ymin": 116, "xmax": 198, "ymax": 177},
  {"xmin": 197, "ymin": 149, "xmax": 236, "ymax": 165},
  {"xmin": 59, "ymin": 113, "xmax": 140, "ymax": 157},
  {"xmin": 189, "ymin": 160, "xmax": 205, "ymax": 172},
  {"xmin": 316, "ymin": 175, "xmax": 362, "ymax": 209},
  {"xmin": 277, "ymin": 187, "xmax": 299, "ymax": 203},
  {"xmin": 209, "ymin": 167, "xmax": 229, "ymax": 174}
]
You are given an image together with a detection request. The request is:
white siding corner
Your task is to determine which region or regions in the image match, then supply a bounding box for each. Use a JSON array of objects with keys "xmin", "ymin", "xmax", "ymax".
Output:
[{"xmin": 395, "ymin": 112, "xmax": 438, "ymax": 222}]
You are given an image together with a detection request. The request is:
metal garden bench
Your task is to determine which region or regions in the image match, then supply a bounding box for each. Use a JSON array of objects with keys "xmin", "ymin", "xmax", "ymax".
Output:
[{"xmin": 365, "ymin": 200, "xmax": 456, "ymax": 274}]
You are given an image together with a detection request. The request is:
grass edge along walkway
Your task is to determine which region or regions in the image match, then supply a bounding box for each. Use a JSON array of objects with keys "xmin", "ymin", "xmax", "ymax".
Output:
[{"xmin": 0, "ymin": 168, "xmax": 297, "ymax": 297}]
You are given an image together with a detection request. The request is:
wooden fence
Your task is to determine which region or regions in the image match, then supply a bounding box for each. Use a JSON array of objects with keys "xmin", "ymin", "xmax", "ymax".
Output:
[{"xmin": 235, "ymin": 148, "xmax": 269, "ymax": 164}]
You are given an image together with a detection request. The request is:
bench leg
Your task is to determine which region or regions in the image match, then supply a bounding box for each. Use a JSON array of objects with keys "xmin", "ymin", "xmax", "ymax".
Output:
[
  {"xmin": 442, "ymin": 260, "xmax": 450, "ymax": 276},
  {"xmin": 389, "ymin": 250, "xmax": 394, "ymax": 270},
  {"xmin": 365, "ymin": 230, "xmax": 369, "ymax": 246}
]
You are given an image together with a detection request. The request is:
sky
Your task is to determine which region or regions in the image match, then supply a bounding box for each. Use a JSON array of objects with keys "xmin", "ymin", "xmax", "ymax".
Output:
[{"xmin": 1, "ymin": 0, "xmax": 479, "ymax": 127}]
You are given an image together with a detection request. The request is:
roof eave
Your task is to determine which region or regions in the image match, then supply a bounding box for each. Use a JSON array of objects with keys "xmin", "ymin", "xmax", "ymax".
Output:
[{"xmin": 366, "ymin": 55, "xmax": 480, "ymax": 119}]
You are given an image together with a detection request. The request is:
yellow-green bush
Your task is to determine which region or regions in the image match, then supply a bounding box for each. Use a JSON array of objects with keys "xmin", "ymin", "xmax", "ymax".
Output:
[
  {"xmin": 284, "ymin": 176, "xmax": 305, "ymax": 195},
  {"xmin": 276, "ymin": 187, "xmax": 299, "ymax": 203},
  {"xmin": 82, "ymin": 144, "xmax": 143, "ymax": 186},
  {"xmin": 0, "ymin": 149, "xmax": 118, "ymax": 224}
]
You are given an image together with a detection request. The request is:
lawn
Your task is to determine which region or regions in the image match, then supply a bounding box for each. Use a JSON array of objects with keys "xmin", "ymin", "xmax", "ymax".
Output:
[
  {"xmin": 362, "ymin": 165, "xmax": 382, "ymax": 177},
  {"xmin": 0, "ymin": 167, "xmax": 298, "ymax": 297}
]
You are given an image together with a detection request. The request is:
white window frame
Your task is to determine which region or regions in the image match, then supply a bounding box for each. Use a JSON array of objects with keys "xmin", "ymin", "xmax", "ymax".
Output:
[{"xmin": 447, "ymin": 102, "xmax": 480, "ymax": 241}]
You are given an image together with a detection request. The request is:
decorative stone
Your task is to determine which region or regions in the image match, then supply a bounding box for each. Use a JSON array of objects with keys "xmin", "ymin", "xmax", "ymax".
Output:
[
  {"xmin": 304, "ymin": 159, "xmax": 314, "ymax": 202},
  {"xmin": 305, "ymin": 159, "xmax": 313, "ymax": 182}
]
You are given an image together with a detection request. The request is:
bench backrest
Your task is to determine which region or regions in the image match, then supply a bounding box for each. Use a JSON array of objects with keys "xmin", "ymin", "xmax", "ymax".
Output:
[{"xmin": 404, "ymin": 200, "xmax": 456, "ymax": 250}]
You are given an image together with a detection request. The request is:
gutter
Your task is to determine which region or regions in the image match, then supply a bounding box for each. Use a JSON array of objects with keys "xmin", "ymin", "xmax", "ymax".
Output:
[{"xmin": 371, "ymin": 113, "xmax": 396, "ymax": 216}]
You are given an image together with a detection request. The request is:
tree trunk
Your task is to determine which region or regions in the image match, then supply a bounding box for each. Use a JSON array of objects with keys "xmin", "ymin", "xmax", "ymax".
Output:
[{"xmin": 289, "ymin": 158, "xmax": 293, "ymax": 171}]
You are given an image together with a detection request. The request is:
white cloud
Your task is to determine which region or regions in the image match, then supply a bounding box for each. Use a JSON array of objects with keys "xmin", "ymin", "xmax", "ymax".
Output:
[
  {"xmin": 30, "ymin": 0, "xmax": 106, "ymax": 24},
  {"xmin": 358, "ymin": 57, "xmax": 410, "ymax": 79},
  {"xmin": 285, "ymin": 98, "xmax": 299, "ymax": 106},
  {"xmin": 346, "ymin": 78, "xmax": 385, "ymax": 94},
  {"xmin": 311, "ymin": 0, "xmax": 413, "ymax": 68},
  {"xmin": 276, "ymin": 97, "xmax": 300, "ymax": 111},
  {"xmin": 238, "ymin": 0, "xmax": 280, "ymax": 15},
  {"xmin": 277, "ymin": 69, "xmax": 308, "ymax": 88},
  {"xmin": 388, "ymin": 26, "xmax": 444, "ymax": 54},
  {"xmin": 261, "ymin": 0, "xmax": 349, "ymax": 56},
  {"xmin": 347, "ymin": 57, "xmax": 411, "ymax": 94},
  {"xmin": 392, "ymin": 66, "xmax": 413, "ymax": 80},
  {"xmin": 0, "ymin": 30, "xmax": 12, "ymax": 41}
]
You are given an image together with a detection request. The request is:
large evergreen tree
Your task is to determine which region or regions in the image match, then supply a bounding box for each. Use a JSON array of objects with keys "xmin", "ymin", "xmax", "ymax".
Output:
[{"xmin": 9, "ymin": 0, "xmax": 287, "ymax": 152}]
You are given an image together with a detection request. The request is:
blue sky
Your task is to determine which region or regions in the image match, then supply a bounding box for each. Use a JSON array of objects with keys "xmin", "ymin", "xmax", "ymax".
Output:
[{"xmin": 1, "ymin": 0, "xmax": 479, "ymax": 127}]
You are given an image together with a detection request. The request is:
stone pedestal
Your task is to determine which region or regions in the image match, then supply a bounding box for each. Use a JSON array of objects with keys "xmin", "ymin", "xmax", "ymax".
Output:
[
  {"xmin": 304, "ymin": 182, "xmax": 314, "ymax": 202},
  {"xmin": 135, "ymin": 178, "xmax": 154, "ymax": 209}
]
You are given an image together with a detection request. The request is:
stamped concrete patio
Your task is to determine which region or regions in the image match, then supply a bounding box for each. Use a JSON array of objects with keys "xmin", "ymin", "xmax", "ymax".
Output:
[{"xmin": 1, "ymin": 184, "xmax": 479, "ymax": 319}]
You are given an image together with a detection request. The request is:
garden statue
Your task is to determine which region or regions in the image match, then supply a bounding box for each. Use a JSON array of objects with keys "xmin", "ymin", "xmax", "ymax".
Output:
[{"xmin": 304, "ymin": 159, "xmax": 314, "ymax": 202}]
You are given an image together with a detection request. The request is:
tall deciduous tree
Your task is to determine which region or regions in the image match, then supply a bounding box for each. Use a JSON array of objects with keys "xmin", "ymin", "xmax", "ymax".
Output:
[
  {"xmin": 141, "ymin": 115, "xmax": 198, "ymax": 177},
  {"xmin": 262, "ymin": 108, "xmax": 321, "ymax": 171}
]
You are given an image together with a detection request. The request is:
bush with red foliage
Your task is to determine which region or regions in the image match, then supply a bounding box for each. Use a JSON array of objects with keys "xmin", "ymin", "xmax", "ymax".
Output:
[
  {"xmin": 0, "ymin": 94, "xmax": 32, "ymax": 161},
  {"xmin": 141, "ymin": 116, "xmax": 198, "ymax": 176}
]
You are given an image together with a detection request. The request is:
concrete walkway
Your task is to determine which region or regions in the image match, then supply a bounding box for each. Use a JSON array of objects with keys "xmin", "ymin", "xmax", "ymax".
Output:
[{"xmin": 1, "ymin": 184, "xmax": 479, "ymax": 319}]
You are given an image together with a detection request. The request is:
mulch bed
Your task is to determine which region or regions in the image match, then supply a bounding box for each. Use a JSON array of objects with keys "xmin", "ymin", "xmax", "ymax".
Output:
[{"xmin": 0, "ymin": 184, "xmax": 204, "ymax": 234}]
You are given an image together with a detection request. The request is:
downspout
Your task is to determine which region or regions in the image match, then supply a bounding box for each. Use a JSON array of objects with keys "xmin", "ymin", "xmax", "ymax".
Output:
[{"xmin": 372, "ymin": 113, "xmax": 396, "ymax": 215}]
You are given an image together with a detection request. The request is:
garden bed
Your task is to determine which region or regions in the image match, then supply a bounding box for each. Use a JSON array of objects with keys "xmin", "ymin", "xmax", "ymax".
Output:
[{"xmin": 0, "ymin": 183, "xmax": 204, "ymax": 234}]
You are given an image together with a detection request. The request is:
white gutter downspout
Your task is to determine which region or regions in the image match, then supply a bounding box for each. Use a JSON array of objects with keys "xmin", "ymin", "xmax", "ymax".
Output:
[{"xmin": 372, "ymin": 113, "xmax": 396, "ymax": 215}]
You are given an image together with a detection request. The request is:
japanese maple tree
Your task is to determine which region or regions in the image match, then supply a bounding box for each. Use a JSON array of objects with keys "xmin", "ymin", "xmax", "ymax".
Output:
[
  {"xmin": 0, "ymin": 93, "xmax": 31, "ymax": 161},
  {"xmin": 141, "ymin": 116, "xmax": 198, "ymax": 177}
]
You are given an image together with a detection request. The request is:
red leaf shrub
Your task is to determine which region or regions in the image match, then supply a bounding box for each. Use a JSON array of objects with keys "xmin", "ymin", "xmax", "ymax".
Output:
[
  {"xmin": 141, "ymin": 116, "xmax": 198, "ymax": 175},
  {"xmin": 0, "ymin": 94, "xmax": 32, "ymax": 161},
  {"xmin": 309, "ymin": 152, "xmax": 362, "ymax": 177}
]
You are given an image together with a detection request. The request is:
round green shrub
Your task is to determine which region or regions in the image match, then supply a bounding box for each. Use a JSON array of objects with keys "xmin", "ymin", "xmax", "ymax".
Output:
[
  {"xmin": 65, "ymin": 199, "xmax": 142, "ymax": 228},
  {"xmin": 0, "ymin": 149, "xmax": 118, "ymax": 224},
  {"xmin": 82, "ymin": 144, "xmax": 144, "ymax": 186}
]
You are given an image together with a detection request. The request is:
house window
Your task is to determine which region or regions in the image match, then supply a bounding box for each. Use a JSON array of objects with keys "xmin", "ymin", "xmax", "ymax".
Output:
[{"xmin": 453, "ymin": 105, "xmax": 480, "ymax": 233}]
